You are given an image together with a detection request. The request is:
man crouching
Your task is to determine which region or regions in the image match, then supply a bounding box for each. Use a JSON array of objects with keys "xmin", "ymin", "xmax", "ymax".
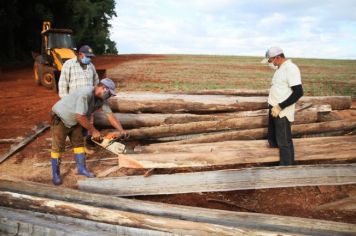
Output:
[{"xmin": 50, "ymin": 78, "xmax": 127, "ymax": 185}]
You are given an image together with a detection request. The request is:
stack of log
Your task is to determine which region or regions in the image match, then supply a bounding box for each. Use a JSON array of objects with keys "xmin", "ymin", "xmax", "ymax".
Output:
[
  {"xmin": 1, "ymin": 179, "xmax": 356, "ymax": 235},
  {"xmin": 94, "ymin": 92, "xmax": 355, "ymax": 143}
]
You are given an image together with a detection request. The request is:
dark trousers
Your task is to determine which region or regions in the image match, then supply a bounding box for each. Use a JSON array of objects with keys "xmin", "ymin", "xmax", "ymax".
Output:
[{"xmin": 267, "ymin": 108, "xmax": 295, "ymax": 166}]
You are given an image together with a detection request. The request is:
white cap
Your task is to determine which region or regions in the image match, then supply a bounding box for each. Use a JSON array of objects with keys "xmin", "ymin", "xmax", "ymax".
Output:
[{"xmin": 261, "ymin": 47, "xmax": 284, "ymax": 64}]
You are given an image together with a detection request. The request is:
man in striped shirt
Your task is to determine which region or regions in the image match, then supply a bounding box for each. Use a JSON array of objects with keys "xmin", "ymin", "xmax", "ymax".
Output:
[
  {"xmin": 58, "ymin": 45, "xmax": 100, "ymax": 154},
  {"xmin": 58, "ymin": 45, "xmax": 99, "ymax": 97}
]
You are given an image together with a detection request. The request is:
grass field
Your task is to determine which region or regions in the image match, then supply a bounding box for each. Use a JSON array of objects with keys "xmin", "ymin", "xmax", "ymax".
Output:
[{"xmin": 107, "ymin": 54, "xmax": 356, "ymax": 97}]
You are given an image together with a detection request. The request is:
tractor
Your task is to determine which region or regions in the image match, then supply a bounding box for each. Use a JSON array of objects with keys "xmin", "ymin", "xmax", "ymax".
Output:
[{"xmin": 33, "ymin": 22, "xmax": 105, "ymax": 91}]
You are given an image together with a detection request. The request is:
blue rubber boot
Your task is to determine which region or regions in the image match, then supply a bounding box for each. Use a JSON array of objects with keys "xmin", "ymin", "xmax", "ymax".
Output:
[
  {"xmin": 75, "ymin": 153, "xmax": 95, "ymax": 177},
  {"xmin": 50, "ymin": 158, "xmax": 62, "ymax": 185}
]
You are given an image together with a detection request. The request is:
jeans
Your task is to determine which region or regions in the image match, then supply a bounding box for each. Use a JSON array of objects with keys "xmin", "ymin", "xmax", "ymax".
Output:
[{"xmin": 267, "ymin": 107, "xmax": 295, "ymax": 166}]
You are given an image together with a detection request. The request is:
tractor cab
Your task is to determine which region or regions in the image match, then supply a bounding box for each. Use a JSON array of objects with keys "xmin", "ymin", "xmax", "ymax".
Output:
[{"xmin": 34, "ymin": 22, "xmax": 77, "ymax": 90}]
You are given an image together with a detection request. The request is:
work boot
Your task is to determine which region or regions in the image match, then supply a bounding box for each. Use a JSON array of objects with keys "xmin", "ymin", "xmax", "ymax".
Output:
[
  {"xmin": 50, "ymin": 158, "xmax": 62, "ymax": 185},
  {"xmin": 75, "ymin": 153, "xmax": 95, "ymax": 177}
]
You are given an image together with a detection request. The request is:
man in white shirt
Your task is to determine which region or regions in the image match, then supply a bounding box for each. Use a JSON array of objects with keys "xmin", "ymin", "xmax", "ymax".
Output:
[{"xmin": 261, "ymin": 47, "xmax": 304, "ymax": 165}]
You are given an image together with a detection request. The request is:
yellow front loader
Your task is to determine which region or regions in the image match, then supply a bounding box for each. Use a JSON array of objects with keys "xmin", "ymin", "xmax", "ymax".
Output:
[{"xmin": 33, "ymin": 22, "xmax": 106, "ymax": 90}]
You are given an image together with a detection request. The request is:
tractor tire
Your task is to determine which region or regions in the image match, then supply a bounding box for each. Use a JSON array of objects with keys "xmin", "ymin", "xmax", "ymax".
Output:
[
  {"xmin": 33, "ymin": 61, "xmax": 41, "ymax": 85},
  {"xmin": 40, "ymin": 66, "xmax": 56, "ymax": 90}
]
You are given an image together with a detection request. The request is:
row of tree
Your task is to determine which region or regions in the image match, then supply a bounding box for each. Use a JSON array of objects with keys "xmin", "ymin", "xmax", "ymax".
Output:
[{"xmin": 0, "ymin": 0, "xmax": 118, "ymax": 65}]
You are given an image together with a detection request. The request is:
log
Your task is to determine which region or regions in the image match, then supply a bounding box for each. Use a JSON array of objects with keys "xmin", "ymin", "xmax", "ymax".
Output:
[
  {"xmin": 95, "ymin": 104, "xmax": 327, "ymax": 129},
  {"xmin": 125, "ymin": 110, "xmax": 321, "ymax": 140},
  {"xmin": 175, "ymin": 89, "xmax": 270, "ymax": 96},
  {"xmin": 164, "ymin": 118, "xmax": 356, "ymax": 144},
  {"xmin": 125, "ymin": 136, "xmax": 356, "ymax": 168},
  {"xmin": 316, "ymin": 197, "xmax": 356, "ymax": 211},
  {"xmin": 0, "ymin": 191, "xmax": 286, "ymax": 236},
  {"xmin": 0, "ymin": 207, "xmax": 171, "ymax": 236},
  {"xmin": 108, "ymin": 92, "xmax": 351, "ymax": 113},
  {"xmin": 135, "ymin": 135, "xmax": 356, "ymax": 153},
  {"xmin": 0, "ymin": 123, "xmax": 49, "ymax": 164},
  {"xmin": 1, "ymin": 179, "xmax": 355, "ymax": 236},
  {"xmin": 78, "ymin": 164, "xmax": 356, "ymax": 196}
]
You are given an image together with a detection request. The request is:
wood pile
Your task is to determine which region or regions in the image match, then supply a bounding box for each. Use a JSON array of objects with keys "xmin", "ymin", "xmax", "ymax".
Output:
[{"xmin": 3, "ymin": 91, "xmax": 355, "ymax": 235}]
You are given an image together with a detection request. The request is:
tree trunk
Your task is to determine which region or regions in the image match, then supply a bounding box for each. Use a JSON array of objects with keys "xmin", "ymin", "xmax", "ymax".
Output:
[
  {"xmin": 163, "ymin": 118, "xmax": 356, "ymax": 145},
  {"xmin": 108, "ymin": 92, "xmax": 351, "ymax": 113}
]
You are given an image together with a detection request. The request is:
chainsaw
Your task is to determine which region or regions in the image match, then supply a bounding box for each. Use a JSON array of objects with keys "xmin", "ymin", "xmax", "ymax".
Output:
[{"xmin": 91, "ymin": 136, "xmax": 127, "ymax": 154}]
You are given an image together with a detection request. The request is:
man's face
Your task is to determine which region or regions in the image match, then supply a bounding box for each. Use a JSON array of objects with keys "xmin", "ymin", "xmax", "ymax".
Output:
[
  {"xmin": 268, "ymin": 56, "xmax": 283, "ymax": 67},
  {"xmin": 94, "ymin": 86, "xmax": 109, "ymax": 100}
]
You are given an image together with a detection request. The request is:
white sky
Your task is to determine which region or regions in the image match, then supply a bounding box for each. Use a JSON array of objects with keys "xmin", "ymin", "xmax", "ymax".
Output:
[{"xmin": 110, "ymin": 0, "xmax": 356, "ymax": 59}]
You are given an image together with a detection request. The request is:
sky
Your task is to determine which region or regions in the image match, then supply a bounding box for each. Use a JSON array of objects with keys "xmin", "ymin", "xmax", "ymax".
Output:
[{"xmin": 110, "ymin": 0, "xmax": 356, "ymax": 59}]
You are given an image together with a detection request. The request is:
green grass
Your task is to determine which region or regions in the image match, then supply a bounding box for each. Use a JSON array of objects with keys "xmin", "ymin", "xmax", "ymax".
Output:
[{"xmin": 109, "ymin": 55, "xmax": 356, "ymax": 97}]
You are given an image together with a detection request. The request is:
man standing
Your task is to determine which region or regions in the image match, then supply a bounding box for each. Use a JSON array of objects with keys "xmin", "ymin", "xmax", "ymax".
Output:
[
  {"xmin": 50, "ymin": 78, "xmax": 127, "ymax": 185},
  {"xmin": 58, "ymin": 45, "xmax": 99, "ymax": 97},
  {"xmin": 261, "ymin": 47, "xmax": 304, "ymax": 166}
]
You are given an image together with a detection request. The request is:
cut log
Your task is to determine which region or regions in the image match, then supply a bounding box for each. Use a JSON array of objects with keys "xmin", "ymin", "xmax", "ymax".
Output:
[
  {"xmin": 0, "ymin": 207, "xmax": 172, "ymax": 236},
  {"xmin": 1, "ymin": 179, "xmax": 355, "ymax": 236},
  {"xmin": 175, "ymin": 89, "xmax": 270, "ymax": 96},
  {"xmin": 78, "ymin": 164, "xmax": 356, "ymax": 196},
  {"xmin": 316, "ymin": 197, "xmax": 356, "ymax": 211},
  {"xmin": 108, "ymin": 92, "xmax": 351, "ymax": 113},
  {"xmin": 164, "ymin": 118, "xmax": 356, "ymax": 144},
  {"xmin": 125, "ymin": 110, "xmax": 322, "ymax": 140},
  {"xmin": 0, "ymin": 123, "xmax": 49, "ymax": 164},
  {"xmin": 126, "ymin": 136, "xmax": 356, "ymax": 168},
  {"xmin": 0, "ymin": 191, "xmax": 287, "ymax": 236}
]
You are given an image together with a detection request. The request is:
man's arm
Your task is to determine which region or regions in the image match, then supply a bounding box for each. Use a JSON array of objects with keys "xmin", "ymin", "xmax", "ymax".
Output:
[
  {"xmin": 106, "ymin": 113, "xmax": 125, "ymax": 132},
  {"xmin": 75, "ymin": 114, "xmax": 101, "ymax": 139},
  {"xmin": 58, "ymin": 63, "xmax": 70, "ymax": 98},
  {"xmin": 91, "ymin": 64, "xmax": 100, "ymax": 86},
  {"xmin": 279, "ymin": 84, "xmax": 304, "ymax": 109}
]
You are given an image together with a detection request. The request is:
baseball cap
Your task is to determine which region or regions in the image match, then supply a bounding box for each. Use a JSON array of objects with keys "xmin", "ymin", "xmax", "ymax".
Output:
[
  {"xmin": 79, "ymin": 45, "xmax": 95, "ymax": 57},
  {"xmin": 101, "ymin": 78, "xmax": 117, "ymax": 96},
  {"xmin": 261, "ymin": 47, "xmax": 283, "ymax": 64}
]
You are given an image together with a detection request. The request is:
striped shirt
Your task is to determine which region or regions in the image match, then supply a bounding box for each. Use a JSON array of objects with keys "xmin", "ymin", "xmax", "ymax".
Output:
[{"xmin": 58, "ymin": 57, "xmax": 99, "ymax": 98}]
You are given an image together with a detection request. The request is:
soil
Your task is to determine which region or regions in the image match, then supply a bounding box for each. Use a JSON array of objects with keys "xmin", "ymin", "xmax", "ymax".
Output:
[{"xmin": 0, "ymin": 55, "xmax": 355, "ymax": 224}]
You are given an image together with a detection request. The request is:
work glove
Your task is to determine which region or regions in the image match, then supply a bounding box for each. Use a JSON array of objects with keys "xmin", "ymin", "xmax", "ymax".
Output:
[{"xmin": 271, "ymin": 105, "xmax": 282, "ymax": 118}]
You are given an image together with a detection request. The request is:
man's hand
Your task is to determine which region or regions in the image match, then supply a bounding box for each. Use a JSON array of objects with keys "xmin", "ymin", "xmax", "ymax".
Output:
[
  {"xmin": 271, "ymin": 105, "xmax": 282, "ymax": 118},
  {"xmin": 106, "ymin": 130, "xmax": 129, "ymax": 140},
  {"xmin": 91, "ymin": 129, "xmax": 102, "ymax": 141}
]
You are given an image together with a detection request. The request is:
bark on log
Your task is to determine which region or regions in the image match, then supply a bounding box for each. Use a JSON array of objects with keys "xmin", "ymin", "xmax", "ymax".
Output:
[
  {"xmin": 125, "ymin": 136, "xmax": 356, "ymax": 168},
  {"xmin": 1, "ymin": 179, "xmax": 355, "ymax": 236},
  {"xmin": 78, "ymin": 164, "xmax": 356, "ymax": 196},
  {"xmin": 95, "ymin": 104, "xmax": 328, "ymax": 129},
  {"xmin": 175, "ymin": 89, "xmax": 270, "ymax": 96},
  {"xmin": 108, "ymin": 92, "xmax": 351, "ymax": 113},
  {"xmin": 125, "ymin": 110, "xmax": 321, "ymax": 140},
  {"xmin": 0, "ymin": 207, "xmax": 171, "ymax": 236},
  {"xmin": 136, "ymin": 135, "xmax": 356, "ymax": 154},
  {"xmin": 163, "ymin": 118, "xmax": 356, "ymax": 144},
  {"xmin": 0, "ymin": 191, "xmax": 284, "ymax": 236}
]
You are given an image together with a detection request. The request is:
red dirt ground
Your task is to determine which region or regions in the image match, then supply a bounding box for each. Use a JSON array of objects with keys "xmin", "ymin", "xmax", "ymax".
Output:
[{"xmin": 0, "ymin": 55, "xmax": 355, "ymax": 224}]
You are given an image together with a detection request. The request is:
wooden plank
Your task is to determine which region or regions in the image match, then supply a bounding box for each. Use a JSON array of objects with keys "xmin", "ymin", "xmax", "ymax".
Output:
[
  {"xmin": 0, "ymin": 207, "xmax": 172, "ymax": 236},
  {"xmin": 0, "ymin": 191, "xmax": 288, "ymax": 236},
  {"xmin": 1, "ymin": 179, "xmax": 355, "ymax": 236},
  {"xmin": 165, "ymin": 118, "xmax": 356, "ymax": 144},
  {"xmin": 78, "ymin": 164, "xmax": 356, "ymax": 196},
  {"xmin": 0, "ymin": 123, "xmax": 49, "ymax": 164},
  {"xmin": 316, "ymin": 197, "xmax": 356, "ymax": 211}
]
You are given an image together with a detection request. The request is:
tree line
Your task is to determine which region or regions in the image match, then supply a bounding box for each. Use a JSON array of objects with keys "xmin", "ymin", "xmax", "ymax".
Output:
[{"xmin": 0, "ymin": 0, "xmax": 118, "ymax": 65}]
